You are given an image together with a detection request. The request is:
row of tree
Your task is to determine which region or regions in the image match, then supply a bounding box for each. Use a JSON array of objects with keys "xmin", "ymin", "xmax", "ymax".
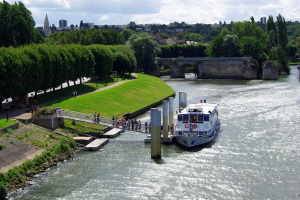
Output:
[
  {"xmin": 206, "ymin": 15, "xmax": 290, "ymax": 74},
  {"xmin": 49, "ymin": 29, "xmax": 126, "ymax": 45},
  {"xmin": 158, "ymin": 44, "xmax": 207, "ymax": 58},
  {"xmin": 0, "ymin": 44, "xmax": 136, "ymax": 102},
  {"xmin": 0, "ymin": 1, "xmax": 43, "ymax": 47}
]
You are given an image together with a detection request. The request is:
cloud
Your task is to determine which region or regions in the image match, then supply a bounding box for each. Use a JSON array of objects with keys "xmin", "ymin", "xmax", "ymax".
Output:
[{"xmin": 4, "ymin": 0, "xmax": 300, "ymax": 27}]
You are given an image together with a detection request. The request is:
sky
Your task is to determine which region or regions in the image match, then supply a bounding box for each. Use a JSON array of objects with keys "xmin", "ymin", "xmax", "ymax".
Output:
[{"xmin": 5, "ymin": 0, "xmax": 300, "ymax": 27}]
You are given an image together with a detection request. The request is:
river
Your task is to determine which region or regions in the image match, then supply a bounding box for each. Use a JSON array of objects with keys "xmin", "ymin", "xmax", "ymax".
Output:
[{"xmin": 8, "ymin": 66, "xmax": 300, "ymax": 200}]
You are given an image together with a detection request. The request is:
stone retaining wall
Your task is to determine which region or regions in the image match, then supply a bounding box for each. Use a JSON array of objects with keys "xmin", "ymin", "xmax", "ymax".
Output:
[{"xmin": 0, "ymin": 122, "xmax": 19, "ymax": 133}]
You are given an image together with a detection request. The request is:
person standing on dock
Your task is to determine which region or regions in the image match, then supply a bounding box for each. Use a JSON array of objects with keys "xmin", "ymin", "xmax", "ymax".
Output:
[
  {"xmin": 97, "ymin": 113, "xmax": 100, "ymax": 124},
  {"xmin": 170, "ymin": 124, "xmax": 174, "ymax": 135},
  {"xmin": 145, "ymin": 122, "xmax": 148, "ymax": 133},
  {"xmin": 94, "ymin": 112, "xmax": 97, "ymax": 123},
  {"xmin": 138, "ymin": 120, "xmax": 141, "ymax": 131},
  {"xmin": 126, "ymin": 119, "xmax": 131, "ymax": 129}
]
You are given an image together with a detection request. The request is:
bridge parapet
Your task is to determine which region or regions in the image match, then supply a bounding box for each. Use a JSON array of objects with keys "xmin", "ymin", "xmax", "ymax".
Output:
[{"xmin": 156, "ymin": 57, "xmax": 256, "ymax": 79}]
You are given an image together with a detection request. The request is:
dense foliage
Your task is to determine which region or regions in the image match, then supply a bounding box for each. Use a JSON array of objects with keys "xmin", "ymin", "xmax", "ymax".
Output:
[
  {"xmin": 0, "ymin": 1, "xmax": 43, "ymax": 47},
  {"xmin": 50, "ymin": 29, "xmax": 125, "ymax": 45},
  {"xmin": 158, "ymin": 44, "xmax": 207, "ymax": 58},
  {"xmin": 206, "ymin": 15, "xmax": 290, "ymax": 74},
  {"xmin": 0, "ymin": 44, "xmax": 136, "ymax": 103},
  {"xmin": 129, "ymin": 33, "xmax": 161, "ymax": 74}
]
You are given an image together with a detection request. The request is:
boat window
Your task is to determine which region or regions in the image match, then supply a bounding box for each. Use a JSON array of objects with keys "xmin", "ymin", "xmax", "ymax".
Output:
[
  {"xmin": 182, "ymin": 115, "xmax": 189, "ymax": 123},
  {"xmin": 177, "ymin": 115, "xmax": 182, "ymax": 121},
  {"xmin": 197, "ymin": 115, "xmax": 203, "ymax": 122},
  {"xmin": 204, "ymin": 115, "xmax": 209, "ymax": 121},
  {"xmin": 190, "ymin": 114, "xmax": 197, "ymax": 123}
]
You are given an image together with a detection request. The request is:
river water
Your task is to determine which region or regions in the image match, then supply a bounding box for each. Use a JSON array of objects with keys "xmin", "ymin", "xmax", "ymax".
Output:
[{"xmin": 9, "ymin": 66, "xmax": 300, "ymax": 200}]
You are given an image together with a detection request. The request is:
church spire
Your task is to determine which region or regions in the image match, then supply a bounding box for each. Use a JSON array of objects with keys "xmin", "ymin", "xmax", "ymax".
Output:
[
  {"xmin": 44, "ymin": 14, "xmax": 49, "ymax": 29},
  {"xmin": 42, "ymin": 14, "xmax": 51, "ymax": 37}
]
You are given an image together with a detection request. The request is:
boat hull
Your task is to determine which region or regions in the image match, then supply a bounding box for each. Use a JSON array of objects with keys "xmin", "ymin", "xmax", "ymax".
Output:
[
  {"xmin": 175, "ymin": 133, "xmax": 216, "ymax": 148},
  {"xmin": 174, "ymin": 120, "xmax": 220, "ymax": 148}
]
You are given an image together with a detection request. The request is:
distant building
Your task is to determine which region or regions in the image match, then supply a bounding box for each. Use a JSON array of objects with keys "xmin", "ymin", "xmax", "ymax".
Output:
[
  {"xmin": 260, "ymin": 17, "xmax": 267, "ymax": 24},
  {"xmin": 42, "ymin": 14, "xmax": 51, "ymax": 37},
  {"xmin": 59, "ymin": 19, "xmax": 68, "ymax": 28}
]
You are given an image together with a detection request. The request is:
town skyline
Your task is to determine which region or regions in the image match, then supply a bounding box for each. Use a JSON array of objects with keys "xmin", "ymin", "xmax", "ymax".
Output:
[{"xmin": 5, "ymin": 0, "xmax": 300, "ymax": 27}]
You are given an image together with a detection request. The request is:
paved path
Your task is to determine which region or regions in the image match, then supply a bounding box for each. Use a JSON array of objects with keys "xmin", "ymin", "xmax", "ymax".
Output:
[
  {"xmin": 0, "ymin": 142, "xmax": 44, "ymax": 173},
  {"xmin": 0, "ymin": 78, "xmax": 133, "ymax": 120}
]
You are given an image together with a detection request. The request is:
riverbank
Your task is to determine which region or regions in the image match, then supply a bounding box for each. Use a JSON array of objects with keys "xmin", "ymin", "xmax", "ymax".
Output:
[{"xmin": 0, "ymin": 73, "xmax": 175, "ymax": 198}]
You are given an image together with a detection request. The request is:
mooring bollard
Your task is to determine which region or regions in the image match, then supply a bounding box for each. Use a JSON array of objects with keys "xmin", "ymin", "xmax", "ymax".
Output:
[
  {"xmin": 169, "ymin": 97, "xmax": 174, "ymax": 126},
  {"xmin": 163, "ymin": 100, "xmax": 169, "ymax": 139},
  {"xmin": 150, "ymin": 108, "xmax": 161, "ymax": 158}
]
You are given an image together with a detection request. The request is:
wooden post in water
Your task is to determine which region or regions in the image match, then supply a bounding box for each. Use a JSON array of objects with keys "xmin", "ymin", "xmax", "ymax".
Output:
[
  {"xmin": 169, "ymin": 97, "xmax": 174, "ymax": 126},
  {"xmin": 151, "ymin": 108, "xmax": 161, "ymax": 158},
  {"xmin": 298, "ymin": 67, "xmax": 300, "ymax": 81},
  {"xmin": 162, "ymin": 100, "xmax": 169, "ymax": 140}
]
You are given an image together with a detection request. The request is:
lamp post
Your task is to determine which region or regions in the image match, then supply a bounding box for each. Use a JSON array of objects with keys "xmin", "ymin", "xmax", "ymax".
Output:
[
  {"xmin": 6, "ymin": 99, "xmax": 8, "ymax": 121},
  {"xmin": 83, "ymin": 78, "xmax": 85, "ymax": 93}
]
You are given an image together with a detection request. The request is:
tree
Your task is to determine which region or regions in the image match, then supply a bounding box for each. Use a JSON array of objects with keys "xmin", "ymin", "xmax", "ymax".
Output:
[
  {"xmin": 276, "ymin": 14, "xmax": 289, "ymax": 73},
  {"xmin": 88, "ymin": 45, "xmax": 113, "ymax": 78},
  {"xmin": 121, "ymin": 29, "xmax": 135, "ymax": 41},
  {"xmin": 113, "ymin": 52, "xmax": 131, "ymax": 76},
  {"xmin": 128, "ymin": 21, "xmax": 137, "ymax": 30},
  {"xmin": 0, "ymin": 1, "xmax": 36, "ymax": 47},
  {"xmin": 206, "ymin": 28, "xmax": 230, "ymax": 57},
  {"xmin": 296, "ymin": 36, "xmax": 300, "ymax": 56},
  {"xmin": 185, "ymin": 33, "xmax": 204, "ymax": 43},
  {"xmin": 250, "ymin": 16, "xmax": 255, "ymax": 24},
  {"xmin": 129, "ymin": 33, "xmax": 161, "ymax": 74},
  {"xmin": 223, "ymin": 35, "xmax": 241, "ymax": 57},
  {"xmin": 240, "ymin": 36, "xmax": 265, "ymax": 64}
]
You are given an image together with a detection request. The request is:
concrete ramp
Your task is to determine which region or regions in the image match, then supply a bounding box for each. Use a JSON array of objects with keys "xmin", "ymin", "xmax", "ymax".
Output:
[
  {"xmin": 103, "ymin": 128, "xmax": 124, "ymax": 138},
  {"xmin": 84, "ymin": 138, "xmax": 109, "ymax": 151}
]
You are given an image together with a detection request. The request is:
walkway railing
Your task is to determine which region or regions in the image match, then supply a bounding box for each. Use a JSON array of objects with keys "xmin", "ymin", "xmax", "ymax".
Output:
[{"xmin": 56, "ymin": 108, "xmax": 174, "ymax": 135}]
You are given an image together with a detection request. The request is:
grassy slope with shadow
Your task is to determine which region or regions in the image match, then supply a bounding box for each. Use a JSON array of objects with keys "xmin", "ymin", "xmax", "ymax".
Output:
[{"xmin": 48, "ymin": 73, "xmax": 175, "ymax": 118}]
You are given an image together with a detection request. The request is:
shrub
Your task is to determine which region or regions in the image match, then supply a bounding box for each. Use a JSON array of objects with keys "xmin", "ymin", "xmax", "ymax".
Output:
[{"xmin": 37, "ymin": 107, "xmax": 55, "ymax": 115}]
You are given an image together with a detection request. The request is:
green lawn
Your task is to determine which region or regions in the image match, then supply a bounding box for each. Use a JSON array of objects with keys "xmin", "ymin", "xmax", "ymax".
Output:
[
  {"xmin": 0, "ymin": 119, "xmax": 17, "ymax": 129},
  {"xmin": 34, "ymin": 76, "xmax": 126, "ymax": 105},
  {"xmin": 289, "ymin": 59, "xmax": 300, "ymax": 65},
  {"xmin": 48, "ymin": 73, "xmax": 175, "ymax": 118}
]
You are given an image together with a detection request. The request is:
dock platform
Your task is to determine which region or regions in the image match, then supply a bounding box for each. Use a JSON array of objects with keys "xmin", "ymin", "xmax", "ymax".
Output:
[
  {"xmin": 73, "ymin": 137, "xmax": 94, "ymax": 145},
  {"xmin": 103, "ymin": 128, "xmax": 124, "ymax": 138},
  {"xmin": 84, "ymin": 138, "xmax": 109, "ymax": 151},
  {"xmin": 144, "ymin": 135, "xmax": 174, "ymax": 144}
]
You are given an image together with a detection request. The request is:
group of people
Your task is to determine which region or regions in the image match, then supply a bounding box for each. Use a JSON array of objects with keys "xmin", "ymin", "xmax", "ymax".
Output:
[
  {"xmin": 31, "ymin": 99, "xmax": 39, "ymax": 115},
  {"xmin": 93, "ymin": 112, "xmax": 101, "ymax": 124},
  {"xmin": 92, "ymin": 113, "xmax": 174, "ymax": 134},
  {"xmin": 111, "ymin": 116, "xmax": 152, "ymax": 133}
]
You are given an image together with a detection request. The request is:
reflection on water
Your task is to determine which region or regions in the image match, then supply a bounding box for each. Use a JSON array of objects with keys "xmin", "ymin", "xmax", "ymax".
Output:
[{"xmin": 9, "ymin": 66, "xmax": 300, "ymax": 200}]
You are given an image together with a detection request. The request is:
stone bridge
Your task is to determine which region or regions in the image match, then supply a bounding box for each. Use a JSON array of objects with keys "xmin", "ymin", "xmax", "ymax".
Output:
[{"xmin": 156, "ymin": 57, "xmax": 257, "ymax": 79}]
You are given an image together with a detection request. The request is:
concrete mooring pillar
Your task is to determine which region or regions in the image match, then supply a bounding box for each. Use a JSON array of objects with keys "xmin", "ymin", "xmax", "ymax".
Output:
[
  {"xmin": 168, "ymin": 97, "xmax": 174, "ymax": 126},
  {"xmin": 150, "ymin": 108, "xmax": 161, "ymax": 158},
  {"xmin": 298, "ymin": 67, "xmax": 300, "ymax": 81},
  {"xmin": 179, "ymin": 92, "xmax": 187, "ymax": 111},
  {"xmin": 162, "ymin": 100, "xmax": 169, "ymax": 139}
]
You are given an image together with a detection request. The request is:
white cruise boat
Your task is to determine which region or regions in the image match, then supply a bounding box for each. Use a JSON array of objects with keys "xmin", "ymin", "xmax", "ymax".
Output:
[{"xmin": 174, "ymin": 99, "xmax": 220, "ymax": 148}]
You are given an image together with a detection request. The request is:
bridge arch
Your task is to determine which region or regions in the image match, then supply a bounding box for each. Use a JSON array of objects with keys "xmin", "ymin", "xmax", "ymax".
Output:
[{"xmin": 156, "ymin": 57, "xmax": 257, "ymax": 79}]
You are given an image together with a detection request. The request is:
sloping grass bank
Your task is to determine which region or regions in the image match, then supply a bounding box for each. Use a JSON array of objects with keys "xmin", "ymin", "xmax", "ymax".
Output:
[
  {"xmin": 49, "ymin": 74, "xmax": 175, "ymax": 118},
  {"xmin": 0, "ymin": 119, "xmax": 17, "ymax": 130}
]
